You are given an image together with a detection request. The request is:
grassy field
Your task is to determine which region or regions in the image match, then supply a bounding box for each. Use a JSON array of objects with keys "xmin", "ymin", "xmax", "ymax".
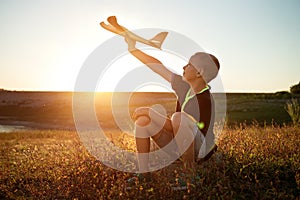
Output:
[
  {"xmin": 225, "ymin": 93, "xmax": 299, "ymax": 126},
  {"xmin": 1, "ymin": 125, "xmax": 299, "ymax": 199},
  {"xmin": 1, "ymin": 91, "xmax": 300, "ymax": 199}
]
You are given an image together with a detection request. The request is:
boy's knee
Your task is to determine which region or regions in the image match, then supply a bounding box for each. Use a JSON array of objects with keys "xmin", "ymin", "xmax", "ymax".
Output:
[
  {"xmin": 171, "ymin": 112, "xmax": 182, "ymax": 125},
  {"xmin": 171, "ymin": 112, "xmax": 195, "ymax": 131},
  {"xmin": 171, "ymin": 112, "xmax": 189, "ymax": 126},
  {"xmin": 135, "ymin": 116, "xmax": 151, "ymax": 127}
]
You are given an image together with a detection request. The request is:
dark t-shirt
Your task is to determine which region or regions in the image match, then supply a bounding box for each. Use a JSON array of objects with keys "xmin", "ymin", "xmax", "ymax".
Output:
[{"xmin": 171, "ymin": 73, "xmax": 215, "ymax": 136}]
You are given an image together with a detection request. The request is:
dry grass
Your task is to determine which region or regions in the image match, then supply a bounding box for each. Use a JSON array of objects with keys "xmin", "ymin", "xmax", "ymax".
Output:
[{"xmin": 0, "ymin": 125, "xmax": 299, "ymax": 199}]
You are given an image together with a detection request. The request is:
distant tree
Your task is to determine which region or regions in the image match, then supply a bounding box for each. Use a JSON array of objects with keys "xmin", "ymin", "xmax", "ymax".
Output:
[
  {"xmin": 275, "ymin": 91, "xmax": 291, "ymax": 99},
  {"xmin": 290, "ymin": 82, "xmax": 300, "ymax": 94}
]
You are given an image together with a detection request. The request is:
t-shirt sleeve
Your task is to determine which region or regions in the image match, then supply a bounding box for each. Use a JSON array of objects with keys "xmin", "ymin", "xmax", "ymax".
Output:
[{"xmin": 171, "ymin": 73, "xmax": 190, "ymax": 106}]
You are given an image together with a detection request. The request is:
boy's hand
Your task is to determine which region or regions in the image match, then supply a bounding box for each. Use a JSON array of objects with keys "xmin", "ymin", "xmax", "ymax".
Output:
[
  {"xmin": 132, "ymin": 107, "xmax": 150, "ymax": 121},
  {"xmin": 124, "ymin": 33, "xmax": 137, "ymax": 52}
]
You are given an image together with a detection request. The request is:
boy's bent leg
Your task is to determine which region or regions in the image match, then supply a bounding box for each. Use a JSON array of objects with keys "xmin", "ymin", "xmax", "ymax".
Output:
[
  {"xmin": 147, "ymin": 107, "xmax": 178, "ymax": 157},
  {"xmin": 171, "ymin": 112, "xmax": 198, "ymax": 174},
  {"xmin": 134, "ymin": 108, "xmax": 177, "ymax": 172},
  {"xmin": 135, "ymin": 116, "xmax": 151, "ymax": 152},
  {"xmin": 135, "ymin": 116, "xmax": 151, "ymax": 173},
  {"xmin": 134, "ymin": 114, "xmax": 174, "ymax": 172}
]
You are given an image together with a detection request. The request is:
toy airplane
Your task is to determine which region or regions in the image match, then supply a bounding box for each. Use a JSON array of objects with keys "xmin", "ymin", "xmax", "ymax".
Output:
[{"xmin": 100, "ymin": 16, "xmax": 168, "ymax": 49}]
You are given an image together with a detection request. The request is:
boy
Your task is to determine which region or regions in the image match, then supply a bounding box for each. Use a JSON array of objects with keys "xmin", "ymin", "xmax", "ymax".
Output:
[{"xmin": 125, "ymin": 34, "xmax": 219, "ymax": 186}]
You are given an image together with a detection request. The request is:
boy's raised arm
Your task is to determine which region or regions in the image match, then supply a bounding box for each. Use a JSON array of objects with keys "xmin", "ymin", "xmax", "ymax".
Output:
[{"xmin": 126, "ymin": 36, "xmax": 173, "ymax": 83}]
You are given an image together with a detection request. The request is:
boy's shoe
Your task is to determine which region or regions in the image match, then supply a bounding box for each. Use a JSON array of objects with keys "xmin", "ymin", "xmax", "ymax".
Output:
[{"xmin": 126, "ymin": 173, "xmax": 151, "ymax": 190}]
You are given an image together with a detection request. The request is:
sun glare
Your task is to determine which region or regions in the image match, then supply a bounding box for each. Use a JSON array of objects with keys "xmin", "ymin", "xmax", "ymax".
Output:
[{"xmin": 96, "ymin": 49, "xmax": 186, "ymax": 92}]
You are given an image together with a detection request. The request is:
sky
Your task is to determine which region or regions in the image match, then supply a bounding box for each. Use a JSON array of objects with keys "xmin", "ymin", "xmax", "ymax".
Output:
[{"xmin": 1, "ymin": 0, "xmax": 300, "ymax": 93}]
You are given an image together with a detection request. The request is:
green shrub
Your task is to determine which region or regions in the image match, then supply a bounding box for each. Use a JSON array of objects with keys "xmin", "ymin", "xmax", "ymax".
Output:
[{"xmin": 285, "ymin": 98, "xmax": 300, "ymax": 125}]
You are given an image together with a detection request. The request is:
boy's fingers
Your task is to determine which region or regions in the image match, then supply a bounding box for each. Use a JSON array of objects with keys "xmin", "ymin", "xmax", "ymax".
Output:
[{"xmin": 132, "ymin": 107, "xmax": 149, "ymax": 120}]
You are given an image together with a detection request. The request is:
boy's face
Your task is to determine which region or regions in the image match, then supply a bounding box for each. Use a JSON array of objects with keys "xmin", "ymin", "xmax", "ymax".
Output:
[{"xmin": 182, "ymin": 63, "xmax": 199, "ymax": 82}]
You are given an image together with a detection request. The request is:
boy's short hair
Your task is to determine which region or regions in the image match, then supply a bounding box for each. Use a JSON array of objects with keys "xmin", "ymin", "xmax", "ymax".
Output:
[{"xmin": 189, "ymin": 52, "xmax": 220, "ymax": 83}]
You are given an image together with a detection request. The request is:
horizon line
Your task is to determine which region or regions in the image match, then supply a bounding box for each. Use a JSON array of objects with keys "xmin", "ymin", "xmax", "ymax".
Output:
[{"xmin": 0, "ymin": 88, "xmax": 291, "ymax": 94}]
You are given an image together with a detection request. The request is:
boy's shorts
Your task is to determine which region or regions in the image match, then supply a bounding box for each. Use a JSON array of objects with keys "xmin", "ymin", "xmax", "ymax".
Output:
[{"xmin": 153, "ymin": 124, "xmax": 207, "ymax": 161}]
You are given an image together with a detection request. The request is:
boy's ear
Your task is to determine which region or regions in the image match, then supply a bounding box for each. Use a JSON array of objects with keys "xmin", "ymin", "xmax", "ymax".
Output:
[{"xmin": 197, "ymin": 69, "xmax": 204, "ymax": 77}]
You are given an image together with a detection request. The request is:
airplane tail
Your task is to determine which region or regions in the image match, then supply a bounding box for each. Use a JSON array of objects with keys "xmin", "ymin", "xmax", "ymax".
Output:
[{"xmin": 149, "ymin": 32, "xmax": 168, "ymax": 49}]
